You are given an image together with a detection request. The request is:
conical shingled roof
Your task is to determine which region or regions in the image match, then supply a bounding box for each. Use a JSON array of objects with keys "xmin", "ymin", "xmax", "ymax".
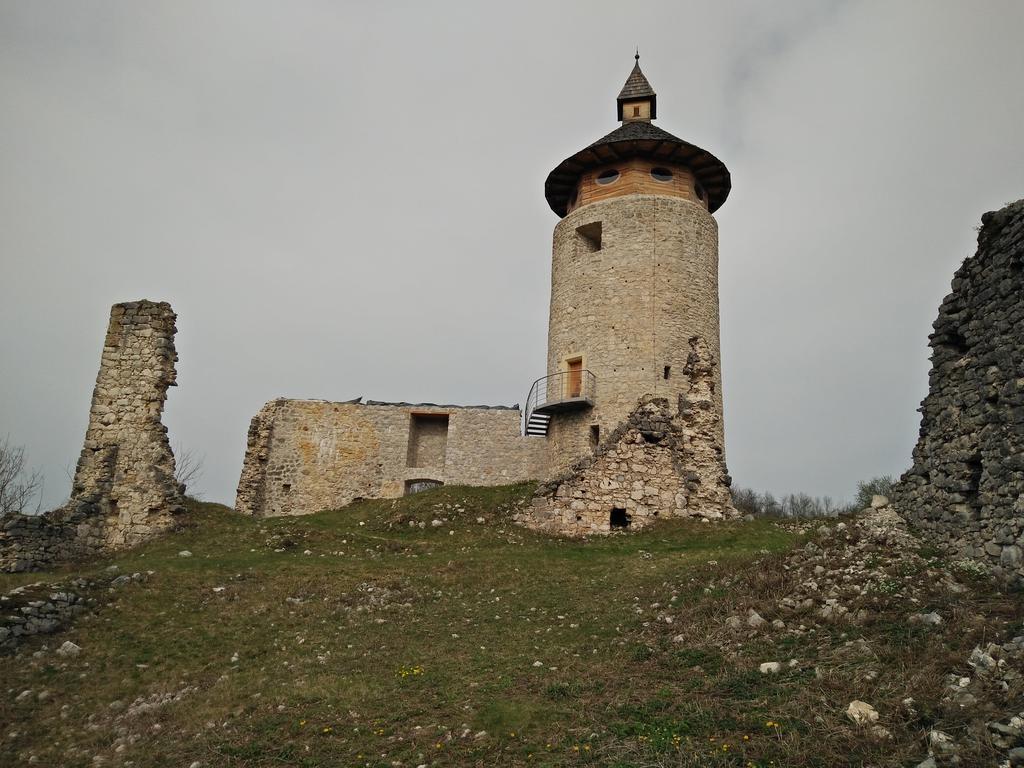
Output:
[
  {"xmin": 616, "ymin": 55, "xmax": 657, "ymax": 120},
  {"xmin": 618, "ymin": 58, "xmax": 656, "ymax": 101}
]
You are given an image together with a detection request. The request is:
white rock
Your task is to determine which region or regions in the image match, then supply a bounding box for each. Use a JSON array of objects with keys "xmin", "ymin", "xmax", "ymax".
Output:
[
  {"xmin": 759, "ymin": 662, "xmax": 782, "ymax": 674},
  {"xmin": 532, "ymin": 660, "xmax": 543, "ymax": 667},
  {"xmin": 869, "ymin": 725, "xmax": 892, "ymax": 740},
  {"xmin": 746, "ymin": 610, "xmax": 766, "ymax": 629},
  {"xmin": 910, "ymin": 612, "xmax": 943, "ymax": 626},
  {"xmin": 725, "ymin": 616, "xmax": 742, "ymax": 631},
  {"xmin": 846, "ymin": 700, "xmax": 879, "ymax": 726},
  {"xmin": 177, "ymin": 550, "xmax": 192, "ymax": 558},
  {"xmin": 56, "ymin": 641, "xmax": 81, "ymax": 657},
  {"xmin": 870, "ymin": 495, "xmax": 889, "ymax": 509}
]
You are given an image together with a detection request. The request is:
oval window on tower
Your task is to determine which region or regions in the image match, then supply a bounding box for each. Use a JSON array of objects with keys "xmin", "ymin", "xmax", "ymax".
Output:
[
  {"xmin": 596, "ymin": 169, "xmax": 620, "ymax": 185},
  {"xmin": 650, "ymin": 167, "xmax": 673, "ymax": 182}
]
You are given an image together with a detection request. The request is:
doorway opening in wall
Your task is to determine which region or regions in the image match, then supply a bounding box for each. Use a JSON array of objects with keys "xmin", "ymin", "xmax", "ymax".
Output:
[
  {"xmin": 405, "ymin": 479, "xmax": 443, "ymax": 495},
  {"xmin": 610, "ymin": 507, "xmax": 631, "ymax": 529}
]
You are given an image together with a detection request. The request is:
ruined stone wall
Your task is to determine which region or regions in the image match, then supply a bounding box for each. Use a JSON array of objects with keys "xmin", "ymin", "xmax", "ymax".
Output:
[
  {"xmin": 521, "ymin": 392, "xmax": 735, "ymax": 536},
  {"xmin": 893, "ymin": 200, "xmax": 1024, "ymax": 585},
  {"xmin": 544, "ymin": 194, "xmax": 726, "ymax": 474},
  {"xmin": 235, "ymin": 399, "xmax": 548, "ymax": 517},
  {"xmin": 0, "ymin": 301, "xmax": 184, "ymax": 572}
]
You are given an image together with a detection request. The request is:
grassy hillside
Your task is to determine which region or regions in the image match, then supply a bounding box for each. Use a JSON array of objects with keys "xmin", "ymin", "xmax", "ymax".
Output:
[{"xmin": 1, "ymin": 485, "xmax": 1020, "ymax": 767}]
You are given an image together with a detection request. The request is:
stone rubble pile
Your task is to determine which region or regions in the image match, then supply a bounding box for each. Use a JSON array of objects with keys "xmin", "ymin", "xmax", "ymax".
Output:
[
  {"xmin": 1, "ymin": 569, "xmax": 150, "ymax": 653},
  {"xmin": 716, "ymin": 499, "xmax": 1024, "ymax": 767}
]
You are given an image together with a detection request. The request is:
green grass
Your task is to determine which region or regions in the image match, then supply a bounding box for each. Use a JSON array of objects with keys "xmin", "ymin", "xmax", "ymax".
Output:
[{"xmin": 0, "ymin": 485, "xmax": 1020, "ymax": 767}]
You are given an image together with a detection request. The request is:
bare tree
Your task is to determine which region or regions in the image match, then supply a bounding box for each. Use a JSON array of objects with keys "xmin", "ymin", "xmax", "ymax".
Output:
[
  {"xmin": 173, "ymin": 442, "xmax": 205, "ymax": 499},
  {"xmin": 0, "ymin": 436, "xmax": 43, "ymax": 516}
]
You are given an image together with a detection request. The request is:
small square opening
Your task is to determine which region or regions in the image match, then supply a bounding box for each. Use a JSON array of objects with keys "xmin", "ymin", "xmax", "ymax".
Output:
[
  {"xmin": 610, "ymin": 507, "xmax": 631, "ymax": 529},
  {"xmin": 576, "ymin": 222, "xmax": 602, "ymax": 253}
]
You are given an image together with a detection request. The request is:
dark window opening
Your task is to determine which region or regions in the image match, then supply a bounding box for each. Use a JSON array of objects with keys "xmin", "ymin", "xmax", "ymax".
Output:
[
  {"xmin": 590, "ymin": 424, "xmax": 600, "ymax": 447},
  {"xmin": 940, "ymin": 330, "xmax": 970, "ymax": 356},
  {"xmin": 282, "ymin": 483, "xmax": 291, "ymax": 493},
  {"xmin": 632, "ymin": 105, "xmax": 640, "ymax": 117},
  {"xmin": 576, "ymin": 221, "xmax": 602, "ymax": 253},
  {"xmin": 596, "ymin": 169, "xmax": 620, "ymax": 185},
  {"xmin": 610, "ymin": 507, "xmax": 631, "ymax": 529},
  {"xmin": 663, "ymin": 365, "xmax": 671, "ymax": 380},
  {"xmin": 651, "ymin": 167, "xmax": 673, "ymax": 182}
]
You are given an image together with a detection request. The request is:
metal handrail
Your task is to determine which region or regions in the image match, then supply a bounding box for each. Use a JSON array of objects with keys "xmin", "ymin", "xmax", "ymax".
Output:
[{"xmin": 523, "ymin": 369, "xmax": 596, "ymax": 434}]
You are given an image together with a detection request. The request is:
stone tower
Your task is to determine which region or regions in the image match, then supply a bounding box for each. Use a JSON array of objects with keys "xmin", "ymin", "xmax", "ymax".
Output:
[{"xmin": 526, "ymin": 56, "xmax": 733, "ymax": 477}]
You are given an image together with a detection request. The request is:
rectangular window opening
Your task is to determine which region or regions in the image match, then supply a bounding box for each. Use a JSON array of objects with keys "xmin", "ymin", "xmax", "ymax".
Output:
[
  {"xmin": 406, "ymin": 413, "xmax": 450, "ymax": 468},
  {"xmin": 590, "ymin": 424, "xmax": 600, "ymax": 447},
  {"xmin": 663, "ymin": 365, "xmax": 671, "ymax": 380},
  {"xmin": 576, "ymin": 222, "xmax": 602, "ymax": 253}
]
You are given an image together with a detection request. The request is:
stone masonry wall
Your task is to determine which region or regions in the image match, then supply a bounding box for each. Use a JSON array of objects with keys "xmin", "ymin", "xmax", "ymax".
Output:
[
  {"xmin": 521, "ymin": 390, "xmax": 736, "ymax": 536},
  {"xmin": 0, "ymin": 301, "xmax": 184, "ymax": 572},
  {"xmin": 544, "ymin": 194, "xmax": 726, "ymax": 474},
  {"xmin": 235, "ymin": 399, "xmax": 548, "ymax": 517},
  {"xmin": 893, "ymin": 199, "xmax": 1024, "ymax": 585}
]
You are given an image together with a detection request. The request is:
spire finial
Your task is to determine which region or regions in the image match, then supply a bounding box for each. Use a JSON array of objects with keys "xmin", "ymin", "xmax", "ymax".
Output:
[{"xmin": 635, "ymin": 48, "xmax": 640, "ymax": 63}]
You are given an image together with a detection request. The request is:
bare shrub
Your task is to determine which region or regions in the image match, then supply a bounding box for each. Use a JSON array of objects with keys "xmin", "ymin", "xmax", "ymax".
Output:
[
  {"xmin": 0, "ymin": 436, "xmax": 43, "ymax": 516},
  {"xmin": 731, "ymin": 485, "xmax": 844, "ymax": 518},
  {"xmin": 173, "ymin": 442, "xmax": 205, "ymax": 499},
  {"xmin": 855, "ymin": 475, "xmax": 896, "ymax": 508}
]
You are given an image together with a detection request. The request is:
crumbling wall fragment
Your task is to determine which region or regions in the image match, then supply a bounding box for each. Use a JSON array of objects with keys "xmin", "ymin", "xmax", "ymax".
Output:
[
  {"xmin": 893, "ymin": 199, "xmax": 1024, "ymax": 585},
  {"xmin": 0, "ymin": 301, "xmax": 185, "ymax": 571},
  {"xmin": 522, "ymin": 342, "xmax": 736, "ymax": 536}
]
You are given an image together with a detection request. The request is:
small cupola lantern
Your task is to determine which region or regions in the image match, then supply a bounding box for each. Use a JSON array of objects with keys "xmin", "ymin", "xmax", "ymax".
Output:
[{"xmin": 616, "ymin": 52, "xmax": 656, "ymax": 122}]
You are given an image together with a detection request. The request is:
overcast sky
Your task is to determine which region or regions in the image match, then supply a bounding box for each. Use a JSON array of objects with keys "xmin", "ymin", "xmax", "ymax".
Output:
[{"xmin": 2, "ymin": 0, "xmax": 1022, "ymax": 509}]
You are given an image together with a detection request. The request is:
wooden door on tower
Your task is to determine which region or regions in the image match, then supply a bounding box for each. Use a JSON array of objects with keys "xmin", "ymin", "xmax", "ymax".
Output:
[{"xmin": 567, "ymin": 358, "xmax": 583, "ymax": 398}]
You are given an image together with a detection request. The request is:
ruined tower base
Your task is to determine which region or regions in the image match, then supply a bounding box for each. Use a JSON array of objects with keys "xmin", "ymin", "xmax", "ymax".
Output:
[
  {"xmin": 0, "ymin": 301, "xmax": 185, "ymax": 572},
  {"xmin": 519, "ymin": 394, "xmax": 736, "ymax": 537},
  {"xmin": 893, "ymin": 199, "xmax": 1024, "ymax": 586}
]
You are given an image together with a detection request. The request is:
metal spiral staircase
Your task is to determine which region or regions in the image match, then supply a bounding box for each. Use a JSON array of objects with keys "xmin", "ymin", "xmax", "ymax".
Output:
[{"xmin": 523, "ymin": 370, "xmax": 596, "ymax": 437}]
